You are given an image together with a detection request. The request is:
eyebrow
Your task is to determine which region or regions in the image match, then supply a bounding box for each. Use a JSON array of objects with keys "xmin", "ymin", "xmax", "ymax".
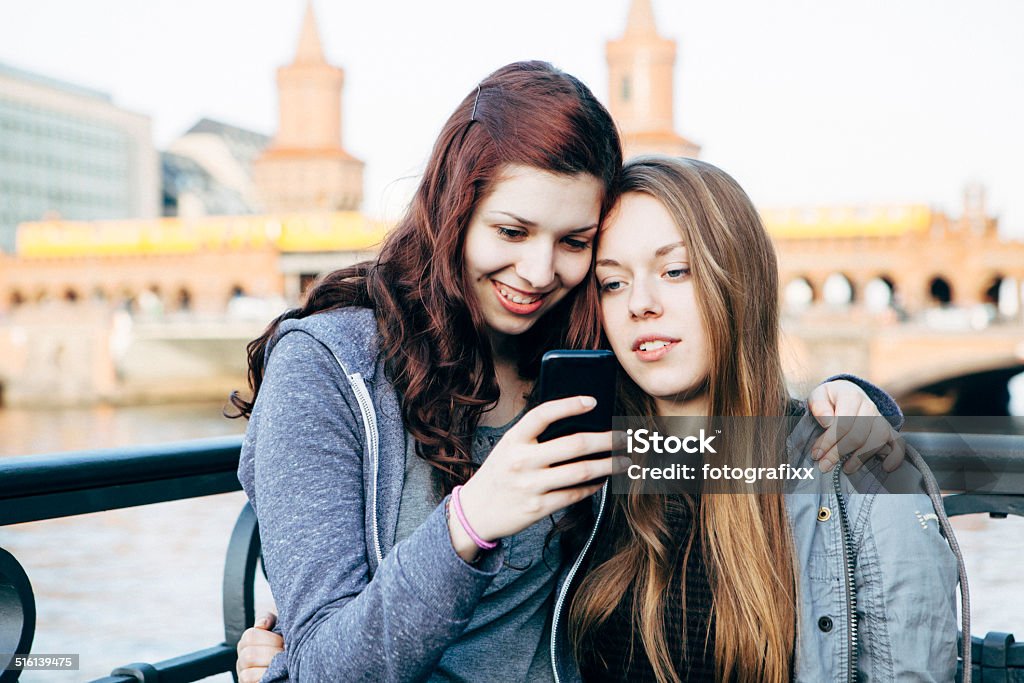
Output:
[
  {"xmin": 491, "ymin": 211, "xmax": 536, "ymax": 227},
  {"xmin": 596, "ymin": 241, "xmax": 687, "ymax": 268},
  {"xmin": 655, "ymin": 241, "xmax": 687, "ymax": 257},
  {"xmin": 489, "ymin": 211, "xmax": 599, "ymax": 233}
]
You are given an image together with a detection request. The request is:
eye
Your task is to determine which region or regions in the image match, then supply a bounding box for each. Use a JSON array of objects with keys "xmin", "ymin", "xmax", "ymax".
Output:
[
  {"xmin": 496, "ymin": 226, "xmax": 527, "ymax": 240},
  {"xmin": 664, "ymin": 266, "xmax": 691, "ymax": 280},
  {"xmin": 600, "ymin": 279, "xmax": 626, "ymax": 293},
  {"xmin": 562, "ymin": 236, "xmax": 591, "ymax": 251}
]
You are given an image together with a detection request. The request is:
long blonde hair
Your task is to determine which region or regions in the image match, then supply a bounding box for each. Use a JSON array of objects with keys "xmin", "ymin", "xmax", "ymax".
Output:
[{"xmin": 570, "ymin": 157, "xmax": 798, "ymax": 683}]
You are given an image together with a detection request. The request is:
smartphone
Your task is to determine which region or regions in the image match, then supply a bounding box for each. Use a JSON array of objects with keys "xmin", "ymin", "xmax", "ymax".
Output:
[{"xmin": 537, "ymin": 349, "xmax": 616, "ymax": 445}]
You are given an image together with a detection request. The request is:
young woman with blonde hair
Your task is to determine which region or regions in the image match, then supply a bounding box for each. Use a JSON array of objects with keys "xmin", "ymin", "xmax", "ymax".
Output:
[{"xmin": 566, "ymin": 156, "xmax": 965, "ymax": 682}]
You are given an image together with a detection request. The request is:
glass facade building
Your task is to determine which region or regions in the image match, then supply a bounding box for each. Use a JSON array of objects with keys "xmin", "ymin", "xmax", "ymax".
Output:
[{"xmin": 0, "ymin": 62, "xmax": 158, "ymax": 253}]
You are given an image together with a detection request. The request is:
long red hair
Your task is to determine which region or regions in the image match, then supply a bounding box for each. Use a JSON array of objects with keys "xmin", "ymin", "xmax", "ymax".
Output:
[{"xmin": 229, "ymin": 61, "xmax": 622, "ymax": 494}]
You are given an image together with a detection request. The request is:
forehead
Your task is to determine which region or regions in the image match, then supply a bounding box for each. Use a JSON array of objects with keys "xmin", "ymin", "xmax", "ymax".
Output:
[
  {"xmin": 479, "ymin": 164, "xmax": 603, "ymax": 226},
  {"xmin": 598, "ymin": 192, "xmax": 682, "ymax": 258}
]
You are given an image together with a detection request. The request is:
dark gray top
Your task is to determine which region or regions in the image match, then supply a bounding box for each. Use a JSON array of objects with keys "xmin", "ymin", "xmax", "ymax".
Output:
[{"xmin": 395, "ymin": 418, "xmax": 558, "ymax": 682}]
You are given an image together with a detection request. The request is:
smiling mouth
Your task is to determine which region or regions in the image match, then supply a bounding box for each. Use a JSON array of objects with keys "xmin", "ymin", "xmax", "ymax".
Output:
[{"xmin": 492, "ymin": 280, "xmax": 550, "ymax": 314}]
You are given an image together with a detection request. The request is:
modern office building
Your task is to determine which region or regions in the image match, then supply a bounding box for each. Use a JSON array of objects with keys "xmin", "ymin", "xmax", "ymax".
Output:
[{"xmin": 0, "ymin": 61, "xmax": 159, "ymax": 252}]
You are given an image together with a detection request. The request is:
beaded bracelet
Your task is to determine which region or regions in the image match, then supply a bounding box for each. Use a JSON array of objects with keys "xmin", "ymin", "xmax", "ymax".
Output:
[{"xmin": 451, "ymin": 485, "xmax": 498, "ymax": 550}]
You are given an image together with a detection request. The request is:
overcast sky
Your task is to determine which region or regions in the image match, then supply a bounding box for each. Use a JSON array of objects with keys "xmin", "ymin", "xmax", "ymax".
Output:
[{"xmin": 2, "ymin": 0, "xmax": 1022, "ymax": 234}]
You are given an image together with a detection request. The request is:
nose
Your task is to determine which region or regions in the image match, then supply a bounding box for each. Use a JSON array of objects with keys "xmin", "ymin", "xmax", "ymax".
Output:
[
  {"xmin": 515, "ymin": 240, "xmax": 556, "ymax": 290},
  {"xmin": 628, "ymin": 278, "xmax": 662, "ymax": 319}
]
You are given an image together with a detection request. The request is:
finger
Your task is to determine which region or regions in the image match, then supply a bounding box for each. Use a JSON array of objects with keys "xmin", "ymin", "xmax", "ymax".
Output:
[
  {"xmin": 845, "ymin": 440, "xmax": 885, "ymax": 475},
  {"xmin": 536, "ymin": 431, "xmax": 615, "ymax": 466},
  {"xmin": 812, "ymin": 414, "xmax": 840, "ymax": 467},
  {"xmin": 811, "ymin": 420, "xmax": 833, "ymax": 462},
  {"xmin": 882, "ymin": 434, "xmax": 906, "ymax": 472},
  {"xmin": 238, "ymin": 645, "xmax": 285, "ymax": 669},
  {"xmin": 818, "ymin": 392, "xmax": 873, "ymax": 472},
  {"xmin": 839, "ymin": 417, "xmax": 888, "ymax": 471},
  {"xmin": 255, "ymin": 611, "xmax": 278, "ymax": 630},
  {"xmin": 848, "ymin": 440, "xmax": 896, "ymax": 475},
  {"xmin": 806, "ymin": 384, "xmax": 836, "ymax": 429},
  {"xmin": 860, "ymin": 419, "xmax": 898, "ymax": 462},
  {"xmin": 541, "ymin": 480, "xmax": 605, "ymax": 515},
  {"xmin": 817, "ymin": 422, "xmax": 845, "ymax": 472},
  {"xmin": 237, "ymin": 627, "xmax": 258, "ymax": 651},
  {"xmin": 539, "ymin": 455, "xmax": 629, "ymax": 490},
  {"xmin": 239, "ymin": 668, "xmax": 268, "ymax": 683},
  {"xmin": 240, "ymin": 628, "xmax": 286, "ymax": 649},
  {"xmin": 516, "ymin": 396, "xmax": 598, "ymax": 440}
]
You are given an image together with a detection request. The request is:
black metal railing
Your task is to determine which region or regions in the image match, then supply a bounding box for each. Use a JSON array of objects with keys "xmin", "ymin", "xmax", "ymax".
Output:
[
  {"xmin": 0, "ymin": 433, "xmax": 1022, "ymax": 682},
  {"xmin": 0, "ymin": 436, "xmax": 256, "ymax": 683}
]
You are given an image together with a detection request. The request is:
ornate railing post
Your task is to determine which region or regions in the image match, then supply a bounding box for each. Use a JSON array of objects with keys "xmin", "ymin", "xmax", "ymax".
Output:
[
  {"xmin": 0, "ymin": 548, "xmax": 35, "ymax": 683},
  {"xmin": 222, "ymin": 503, "xmax": 262, "ymax": 653}
]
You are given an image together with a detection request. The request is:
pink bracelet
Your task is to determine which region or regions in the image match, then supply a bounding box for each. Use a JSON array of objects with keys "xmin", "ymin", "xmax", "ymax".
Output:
[{"xmin": 451, "ymin": 485, "xmax": 498, "ymax": 550}]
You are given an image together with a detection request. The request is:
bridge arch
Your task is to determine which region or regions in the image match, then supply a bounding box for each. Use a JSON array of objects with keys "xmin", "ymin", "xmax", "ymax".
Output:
[
  {"xmin": 116, "ymin": 286, "xmax": 138, "ymax": 311},
  {"xmin": 981, "ymin": 274, "xmax": 1020, "ymax": 318},
  {"xmin": 897, "ymin": 360, "xmax": 1024, "ymax": 419},
  {"xmin": 890, "ymin": 355, "xmax": 1024, "ymax": 416},
  {"xmin": 928, "ymin": 275, "xmax": 953, "ymax": 306},
  {"xmin": 864, "ymin": 274, "xmax": 896, "ymax": 312},
  {"xmin": 176, "ymin": 287, "xmax": 193, "ymax": 312},
  {"xmin": 784, "ymin": 277, "xmax": 816, "ymax": 311},
  {"xmin": 823, "ymin": 272, "xmax": 855, "ymax": 306}
]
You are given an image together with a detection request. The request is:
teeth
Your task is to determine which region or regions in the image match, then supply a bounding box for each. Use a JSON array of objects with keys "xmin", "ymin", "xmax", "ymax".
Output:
[
  {"xmin": 639, "ymin": 340, "xmax": 671, "ymax": 352},
  {"xmin": 497, "ymin": 285, "xmax": 541, "ymax": 305}
]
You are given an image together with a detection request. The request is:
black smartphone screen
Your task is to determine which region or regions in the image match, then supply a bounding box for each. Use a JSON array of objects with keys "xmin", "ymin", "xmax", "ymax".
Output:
[{"xmin": 536, "ymin": 350, "xmax": 616, "ymax": 444}]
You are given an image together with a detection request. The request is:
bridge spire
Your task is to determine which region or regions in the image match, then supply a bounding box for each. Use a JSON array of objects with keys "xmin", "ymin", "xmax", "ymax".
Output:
[
  {"xmin": 624, "ymin": 0, "xmax": 660, "ymax": 37},
  {"xmin": 294, "ymin": 0, "xmax": 326, "ymax": 65},
  {"xmin": 253, "ymin": 0, "xmax": 365, "ymax": 211},
  {"xmin": 606, "ymin": 0, "xmax": 701, "ymax": 159}
]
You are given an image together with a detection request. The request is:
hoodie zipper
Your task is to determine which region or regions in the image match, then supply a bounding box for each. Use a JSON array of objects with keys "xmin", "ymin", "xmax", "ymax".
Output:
[
  {"xmin": 347, "ymin": 372, "xmax": 384, "ymax": 567},
  {"xmin": 550, "ymin": 482, "xmax": 608, "ymax": 683},
  {"xmin": 327, "ymin": 353, "xmax": 385, "ymax": 568},
  {"xmin": 832, "ymin": 465, "xmax": 858, "ymax": 683}
]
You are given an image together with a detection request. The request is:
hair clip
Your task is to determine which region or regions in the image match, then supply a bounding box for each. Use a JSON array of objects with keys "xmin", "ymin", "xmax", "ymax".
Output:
[{"xmin": 471, "ymin": 84, "xmax": 482, "ymax": 122}]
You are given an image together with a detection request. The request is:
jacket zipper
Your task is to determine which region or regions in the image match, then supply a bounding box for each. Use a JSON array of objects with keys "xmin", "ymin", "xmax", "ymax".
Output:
[
  {"xmin": 550, "ymin": 482, "xmax": 608, "ymax": 683},
  {"xmin": 832, "ymin": 466, "xmax": 858, "ymax": 683},
  {"xmin": 328, "ymin": 357, "xmax": 384, "ymax": 567}
]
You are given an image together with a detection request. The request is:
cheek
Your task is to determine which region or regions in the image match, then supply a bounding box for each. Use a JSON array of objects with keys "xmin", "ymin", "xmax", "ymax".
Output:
[
  {"xmin": 463, "ymin": 232, "xmax": 504, "ymax": 277},
  {"xmin": 556, "ymin": 252, "xmax": 593, "ymax": 289},
  {"xmin": 600, "ymin": 300, "xmax": 630, "ymax": 350}
]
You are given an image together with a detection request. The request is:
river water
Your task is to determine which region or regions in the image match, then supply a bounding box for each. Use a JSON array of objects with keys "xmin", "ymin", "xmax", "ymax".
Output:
[{"xmin": 0, "ymin": 404, "xmax": 1021, "ymax": 681}]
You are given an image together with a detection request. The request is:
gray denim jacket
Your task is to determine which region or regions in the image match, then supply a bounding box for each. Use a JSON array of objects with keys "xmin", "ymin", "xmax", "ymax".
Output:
[
  {"xmin": 548, "ymin": 414, "xmax": 968, "ymax": 683},
  {"xmin": 240, "ymin": 307, "xmax": 966, "ymax": 683}
]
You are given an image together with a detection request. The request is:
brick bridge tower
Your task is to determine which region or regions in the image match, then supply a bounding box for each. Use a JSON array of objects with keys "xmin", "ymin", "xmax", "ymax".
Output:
[
  {"xmin": 253, "ymin": 0, "xmax": 364, "ymax": 211},
  {"xmin": 606, "ymin": 0, "xmax": 701, "ymax": 160}
]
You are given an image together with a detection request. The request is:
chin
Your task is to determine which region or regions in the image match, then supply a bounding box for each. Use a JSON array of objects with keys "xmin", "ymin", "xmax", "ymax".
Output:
[
  {"xmin": 485, "ymin": 311, "xmax": 538, "ymax": 337},
  {"xmin": 635, "ymin": 372, "xmax": 705, "ymax": 403}
]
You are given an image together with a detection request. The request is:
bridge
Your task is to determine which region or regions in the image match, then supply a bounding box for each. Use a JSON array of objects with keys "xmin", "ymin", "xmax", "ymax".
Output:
[
  {"xmin": 1, "ymin": 190, "xmax": 1023, "ymax": 412},
  {"xmin": 768, "ymin": 190, "xmax": 1024, "ymax": 415}
]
